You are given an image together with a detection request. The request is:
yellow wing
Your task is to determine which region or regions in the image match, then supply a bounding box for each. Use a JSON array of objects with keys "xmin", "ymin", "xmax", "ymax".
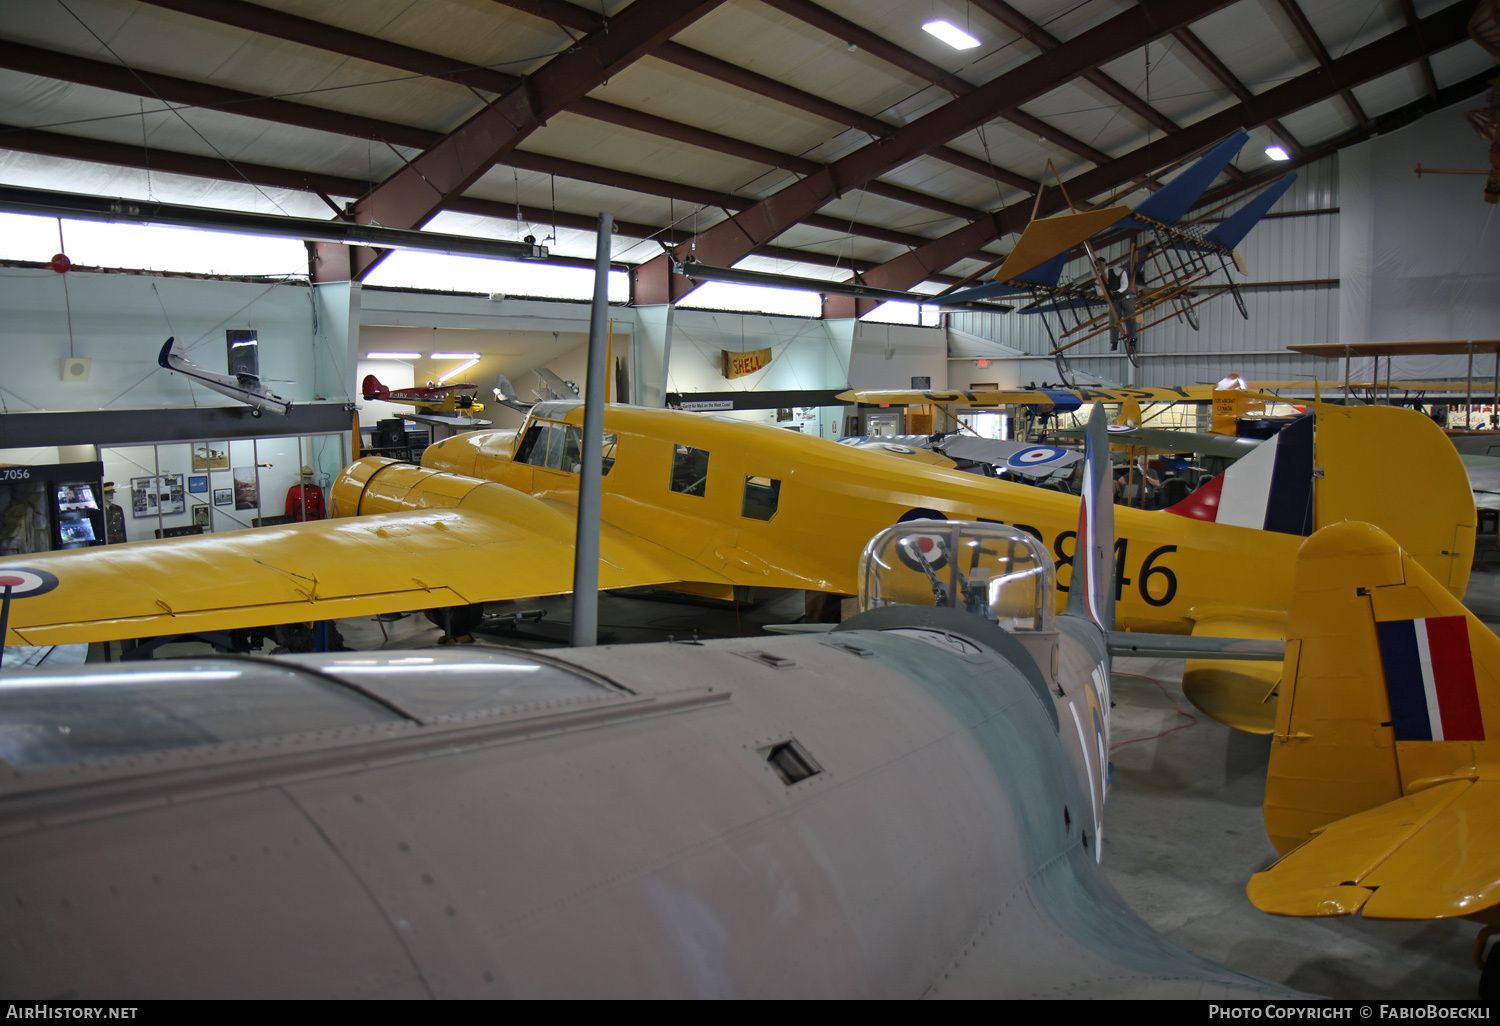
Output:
[
  {"xmin": 834, "ymin": 386, "xmax": 1216, "ymax": 407},
  {"xmin": 1, "ymin": 488, "xmax": 727, "ymax": 646},
  {"xmin": 1249, "ymin": 779, "xmax": 1500, "ymax": 919}
]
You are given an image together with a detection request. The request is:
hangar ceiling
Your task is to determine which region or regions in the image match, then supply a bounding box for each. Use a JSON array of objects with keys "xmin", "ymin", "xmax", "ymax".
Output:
[{"xmin": 0, "ymin": 0, "xmax": 1493, "ymax": 312}]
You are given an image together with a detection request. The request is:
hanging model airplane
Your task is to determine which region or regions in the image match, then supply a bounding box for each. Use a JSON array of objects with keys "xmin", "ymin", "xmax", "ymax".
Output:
[
  {"xmin": 1245, "ymin": 518, "xmax": 1500, "ymax": 997},
  {"xmin": 156, "ymin": 335, "xmax": 291, "ymax": 416},
  {"xmin": 938, "ymin": 130, "xmax": 1298, "ymax": 378},
  {"xmin": 0, "ymin": 397, "xmax": 1475, "ymax": 734},
  {"xmin": 362, "ymin": 374, "xmax": 484, "ymax": 415},
  {"xmin": 0, "ymin": 417, "xmax": 1293, "ymax": 997}
]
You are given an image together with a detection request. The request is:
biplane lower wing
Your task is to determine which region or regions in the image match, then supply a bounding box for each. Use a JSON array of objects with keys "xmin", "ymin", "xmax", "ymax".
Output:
[
  {"xmin": 0, "ymin": 488, "xmax": 728, "ymax": 646},
  {"xmin": 835, "ymin": 386, "xmax": 1216, "ymax": 410}
]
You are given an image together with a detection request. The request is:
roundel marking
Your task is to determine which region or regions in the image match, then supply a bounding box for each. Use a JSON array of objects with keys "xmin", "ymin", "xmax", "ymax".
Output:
[
  {"xmin": 1107, "ymin": 424, "xmax": 1136, "ymax": 434},
  {"xmin": 880, "ymin": 443, "xmax": 915, "ymax": 454},
  {"xmin": 896, "ymin": 532, "xmax": 950, "ymax": 573},
  {"xmin": 0, "ymin": 567, "xmax": 60, "ymax": 598},
  {"xmin": 1008, "ymin": 445, "xmax": 1069, "ymax": 469}
]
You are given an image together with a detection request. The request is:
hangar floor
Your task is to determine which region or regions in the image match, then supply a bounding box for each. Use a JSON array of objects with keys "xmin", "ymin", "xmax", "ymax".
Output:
[{"xmin": 115, "ymin": 572, "xmax": 1500, "ymax": 999}]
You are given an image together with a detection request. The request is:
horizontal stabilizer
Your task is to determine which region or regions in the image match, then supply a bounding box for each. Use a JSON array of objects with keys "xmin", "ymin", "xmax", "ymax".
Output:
[
  {"xmin": 1018, "ymin": 294, "xmax": 1106, "ymax": 316},
  {"xmin": 992, "ymin": 206, "xmax": 1131, "ymax": 285},
  {"xmin": 1249, "ymin": 779, "xmax": 1500, "ymax": 919},
  {"xmin": 1109, "ymin": 632, "xmax": 1283, "ymax": 661},
  {"xmin": 1201, "ymin": 174, "xmax": 1298, "ymax": 251},
  {"xmin": 1124, "ymin": 130, "xmax": 1249, "ymax": 229},
  {"xmin": 1181, "ymin": 612, "xmax": 1287, "ymax": 734}
]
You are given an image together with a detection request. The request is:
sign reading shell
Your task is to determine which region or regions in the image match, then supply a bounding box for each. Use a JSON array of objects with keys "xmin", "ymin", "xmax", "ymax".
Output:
[{"xmin": 722, "ymin": 347, "xmax": 772, "ymax": 380}]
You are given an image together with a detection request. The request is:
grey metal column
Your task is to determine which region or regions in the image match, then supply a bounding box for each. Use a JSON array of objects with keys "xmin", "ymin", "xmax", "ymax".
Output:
[
  {"xmin": 571, "ymin": 213, "xmax": 613, "ymax": 647},
  {"xmin": 658, "ymin": 301, "xmax": 676, "ymax": 407}
]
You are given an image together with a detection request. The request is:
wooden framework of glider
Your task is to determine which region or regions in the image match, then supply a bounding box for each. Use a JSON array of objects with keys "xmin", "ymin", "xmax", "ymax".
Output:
[{"xmin": 1287, "ymin": 339, "xmax": 1500, "ymax": 425}]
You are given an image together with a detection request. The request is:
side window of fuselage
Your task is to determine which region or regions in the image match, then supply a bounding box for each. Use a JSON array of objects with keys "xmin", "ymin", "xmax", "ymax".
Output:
[
  {"xmin": 671, "ymin": 444, "xmax": 709, "ymax": 496},
  {"xmin": 741, "ymin": 476, "xmax": 780, "ymax": 520},
  {"xmin": 516, "ymin": 420, "xmax": 615, "ymax": 476}
]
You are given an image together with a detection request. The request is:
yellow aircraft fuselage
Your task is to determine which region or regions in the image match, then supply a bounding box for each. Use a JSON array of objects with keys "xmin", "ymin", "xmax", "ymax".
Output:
[{"xmin": 343, "ymin": 401, "xmax": 1300, "ymax": 636}]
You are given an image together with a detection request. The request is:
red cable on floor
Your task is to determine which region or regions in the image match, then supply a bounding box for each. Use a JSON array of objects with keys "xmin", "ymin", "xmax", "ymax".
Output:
[{"xmin": 1109, "ymin": 670, "xmax": 1198, "ymax": 749}]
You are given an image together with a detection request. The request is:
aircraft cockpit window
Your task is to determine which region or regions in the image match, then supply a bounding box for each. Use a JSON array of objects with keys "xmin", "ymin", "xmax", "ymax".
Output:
[
  {"xmin": 0, "ymin": 661, "xmax": 404, "ymax": 770},
  {"xmin": 858, "ymin": 519, "xmax": 1056, "ymax": 631},
  {"xmin": 742, "ymin": 476, "xmax": 781, "ymax": 520},
  {"xmin": 671, "ymin": 444, "xmax": 709, "ymax": 496},
  {"xmin": 516, "ymin": 420, "xmax": 615, "ymax": 476}
]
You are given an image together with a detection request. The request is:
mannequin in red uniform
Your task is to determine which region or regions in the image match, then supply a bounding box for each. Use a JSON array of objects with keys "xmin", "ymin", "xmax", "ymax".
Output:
[{"xmin": 285, "ymin": 465, "xmax": 325, "ymax": 521}]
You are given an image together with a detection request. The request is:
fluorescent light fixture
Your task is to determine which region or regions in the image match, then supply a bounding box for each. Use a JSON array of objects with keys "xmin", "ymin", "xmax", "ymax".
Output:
[
  {"xmin": 429, "ymin": 352, "xmax": 479, "ymax": 360},
  {"xmin": 923, "ymin": 19, "xmax": 981, "ymax": 49},
  {"xmin": 438, "ymin": 358, "xmax": 479, "ymax": 383},
  {"xmin": 365, "ymin": 352, "xmax": 421, "ymax": 359},
  {"xmin": 1265, "ymin": 145, "xmax": 1290, "ymax": 161}
]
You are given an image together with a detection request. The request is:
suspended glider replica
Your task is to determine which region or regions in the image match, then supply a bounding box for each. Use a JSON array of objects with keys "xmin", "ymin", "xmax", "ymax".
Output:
[
  {"xmin": 157, "ymin": 335, "xmax": 291, "ymax": 416},
  {"xmin": 0, "ymin": 382, "xmax": 1475, "ymax": 732},
  {"xmin": 939, "ymin": 129, "xmax": 1298, "ymax": 379},
  {"xmin": 1247, "ymin": 519, "xmax": 1500, "ymax": 997},
  {"xmin": 0, "ymin": 412, "xmax": 1292, "ymax": 998}
]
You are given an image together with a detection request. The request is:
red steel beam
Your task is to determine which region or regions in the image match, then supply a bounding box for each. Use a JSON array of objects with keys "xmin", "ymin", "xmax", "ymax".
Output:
[
  {"xmin": 970, "ymin": 0, "xmax": 1179, "ymax": 137},
  {"xmin": 487, "ymin": 0, "xmax": 1041, "ymax": 191},
  {"xmin": 0, "ymin": 35, "xmax": 943, "ymax": 255},
  {"xmin": 1272, "ymin": 0, "xmax": 1369, "ymax": 127},
  {"xmin": 632, "ymin": 0, "xmax": 1236, "ymax": 304},
  {"xmin": 820, "ymin": 0, "xmax": 1475, "ymax": 317},
  {"xmin": 0, "ymin": 121, "xmax": 976, "ymax": 282},
  {"xmin": 1171, "ymin": 27, "xmax": 1304, "ymax": 157}
]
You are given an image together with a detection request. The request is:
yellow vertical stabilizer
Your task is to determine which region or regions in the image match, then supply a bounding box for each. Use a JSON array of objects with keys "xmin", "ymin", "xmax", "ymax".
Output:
[{"xmin": 1252, "ymin": 521, "xmax": 1500, "ymax": 923}]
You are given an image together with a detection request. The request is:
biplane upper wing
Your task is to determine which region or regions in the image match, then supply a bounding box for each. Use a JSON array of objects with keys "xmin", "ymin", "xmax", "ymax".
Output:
[
  {"xmin": 0, "ymin": 489, "xmax": 729, "ymax": 646},
  {"xmin": 1247, "ymin": 519, "xmax": 1500, "ymax": 921},
  {"xmin": 835, "ymin": 386, "xmax": 1215, "ymax": 409}
]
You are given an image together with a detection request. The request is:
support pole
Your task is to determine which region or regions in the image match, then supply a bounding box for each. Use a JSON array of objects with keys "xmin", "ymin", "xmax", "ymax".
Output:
[
  {"xmin": 658, "ymin": 301, "xmax": 676, "ymax": 407},
  {"xmin": 571, "ymin": 212, "xmax": 613, "ymax": 647}
]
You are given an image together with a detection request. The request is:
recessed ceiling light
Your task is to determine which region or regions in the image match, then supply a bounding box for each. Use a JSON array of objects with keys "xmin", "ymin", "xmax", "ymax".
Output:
[
  {"xmin": 1265, "ymin": 145, "xmax": 1291, "ymax": 161},
  {"xmin": 365, "ymin": 352, "xmax": 421, "ymax": 359},
  {"xmin": 923, "ymin": 20, "xmax": 981, "ymax": 50}
]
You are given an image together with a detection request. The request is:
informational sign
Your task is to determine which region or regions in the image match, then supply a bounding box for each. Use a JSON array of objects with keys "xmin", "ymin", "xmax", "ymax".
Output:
[
  {"xmin": 722, "ymin": 347, "xmax": 772, "ymax": 380},
  {"xmin": 911, "ymin": 376, "xmax": 931, "ymax": 389},
  {"xmin": 679, "ymin": 400, "xmax": 735, "ymax": 412}
]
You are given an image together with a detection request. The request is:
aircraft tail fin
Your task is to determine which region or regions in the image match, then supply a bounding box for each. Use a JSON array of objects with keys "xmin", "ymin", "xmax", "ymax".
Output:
[
  {"xmin": 1201, "ymin": 174, "xmax": 1298, "ymax": 251},
  {"xmin": 494, "ymin": 374, "xmax": 518, "ymax": 401},
  {"xmin": 1064, "ymin": 403, "xmax": 1114, "ymax": 630},
  {"xmin": 361, "ymin": 374, "xmax": 389, "ymax": 401},
  {"xmin": 1247, "ymin": 520, "xmax": 1500, "ymax": 921},
  {"xmin": 157, "ymin": 336, "xmax": 183, "ymax": 369},
  {"xmin": 1124, "ymin": 130, "xmax": 1249, "ymax": 229},
  {"xmin": 1165, "ymin": 412, "xmax": 1314, "ymax": 536}
]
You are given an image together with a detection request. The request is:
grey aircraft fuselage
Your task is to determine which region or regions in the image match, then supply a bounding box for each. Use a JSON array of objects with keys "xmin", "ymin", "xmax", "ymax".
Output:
[{"xmin": 0, "ymin": 603, "xmax": 1291, "ymax": 999}]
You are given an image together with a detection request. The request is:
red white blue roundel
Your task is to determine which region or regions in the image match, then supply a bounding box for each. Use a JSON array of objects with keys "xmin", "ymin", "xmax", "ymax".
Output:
[
  {"xmin": 1007, "ymin": 445, "xmax": 1069, "ymax": 470},
  {"xmin": 881, "ymin": 443, "xmax": 915, "ymax": 454},
  {"xmin": 0, "ymin": 567, "xmax": 59, "ymax": 598},
  {"xmin": 1107, "ymin": 424, "xmax": 1136, "ymax": 434},
  {"xmin": 897, "ymin": 532, "xmax": 950, "ymax": 573}
]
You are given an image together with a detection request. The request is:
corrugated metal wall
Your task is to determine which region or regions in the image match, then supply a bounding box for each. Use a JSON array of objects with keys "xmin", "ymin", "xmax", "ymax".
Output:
[{"xmin": 946, "ymin": 155, "xmax": 1344, "ymax": 388}]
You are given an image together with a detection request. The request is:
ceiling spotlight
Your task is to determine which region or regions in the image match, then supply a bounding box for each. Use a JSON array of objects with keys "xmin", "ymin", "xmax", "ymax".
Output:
[
  {"xmin": 922, "ymin": 20, "xmax": 981, "ymax": 50},
  {"xmin": 1265, "ymin": 145, "xmax": 1291, "ymax": 161}
]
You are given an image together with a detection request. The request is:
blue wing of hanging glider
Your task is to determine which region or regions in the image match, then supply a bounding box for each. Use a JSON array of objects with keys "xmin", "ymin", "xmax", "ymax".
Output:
[
  {"xmin": 1010, "ymin": 251, "xmax": 1068, "ymax": 287},
  {"xmin": 1198, "ymin": 174, "xmax": 1298, "ymax": 251},
  {"xmin": 1122, "ymin": 130, "xmax": 1249, "ymax": 229},
  {"xmin": 943, "ymin": 250, "xmax": 1070, "ymax": 306},
  {"xmin": 940, "ymin": 279, "xmax": 1035, "ymax": 304},
  {"xmin": 1018, "ymin": 294, "xmax": 1106, "ymax": 316}
]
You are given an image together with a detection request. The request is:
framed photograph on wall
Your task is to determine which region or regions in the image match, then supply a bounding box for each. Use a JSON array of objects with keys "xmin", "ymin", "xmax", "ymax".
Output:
[
  {"xmin": 194, "ymin": 442, "xmax": 229, "ymax": 472},
  {"xmin": 192, "ymin": 505, "xmax": 210, "ymax": 527},
  {"xmin": 213, "ymin": 488, "xmax": 232, "ymax": 506},
  {"xmin": 232, "ymin": 467, "xmax": 259, "ymax": 511},
  {"xmin": 130, "ymin": 475, "xmax": 187, "ymax": 518},
  {"xmin": 189, "ymin": 475, "xmax": 208, "ymax": 494}
]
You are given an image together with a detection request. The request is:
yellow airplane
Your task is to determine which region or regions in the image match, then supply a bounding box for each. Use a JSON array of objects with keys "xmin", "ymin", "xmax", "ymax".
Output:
[
  {"xmin": 0, "ymin": 398, "xmax": 1475, "ymax": 733},
  {"xmin": 1247, "ymin": 519, "xmax": 1500, "ymax": 993}
]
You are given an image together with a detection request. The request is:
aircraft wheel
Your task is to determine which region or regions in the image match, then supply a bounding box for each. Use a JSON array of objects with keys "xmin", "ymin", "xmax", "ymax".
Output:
[
  {"xmin": 424, "ymin": 604, "xmax": 486, "ymax": 638},
  {"xmin": 1053, "ymin": 351, "xmax": 1074, "ymax": 388},
  {"xmin": 1179, "ymin": 298, "xmax": 1200, "ymax": 331},
  {"xmin": 1233, "ymin": 288, "xmax": 1249, "ymax": 320},
  {"xmin": 251, "ymin": 408, "xmax": 263, "ymax": 418}
]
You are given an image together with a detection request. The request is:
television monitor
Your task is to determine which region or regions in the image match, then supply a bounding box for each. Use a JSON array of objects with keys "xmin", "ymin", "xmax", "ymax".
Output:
[{"xmin": 57, "ymin": 482, "xmax": 98, "ymax": 511}]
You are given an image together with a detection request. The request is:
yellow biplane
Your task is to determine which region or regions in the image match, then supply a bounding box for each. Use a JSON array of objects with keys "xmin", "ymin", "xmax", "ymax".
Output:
[{"xmin": 0, "ymin": 394, "xmax": 1475, "ymax": 734}]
